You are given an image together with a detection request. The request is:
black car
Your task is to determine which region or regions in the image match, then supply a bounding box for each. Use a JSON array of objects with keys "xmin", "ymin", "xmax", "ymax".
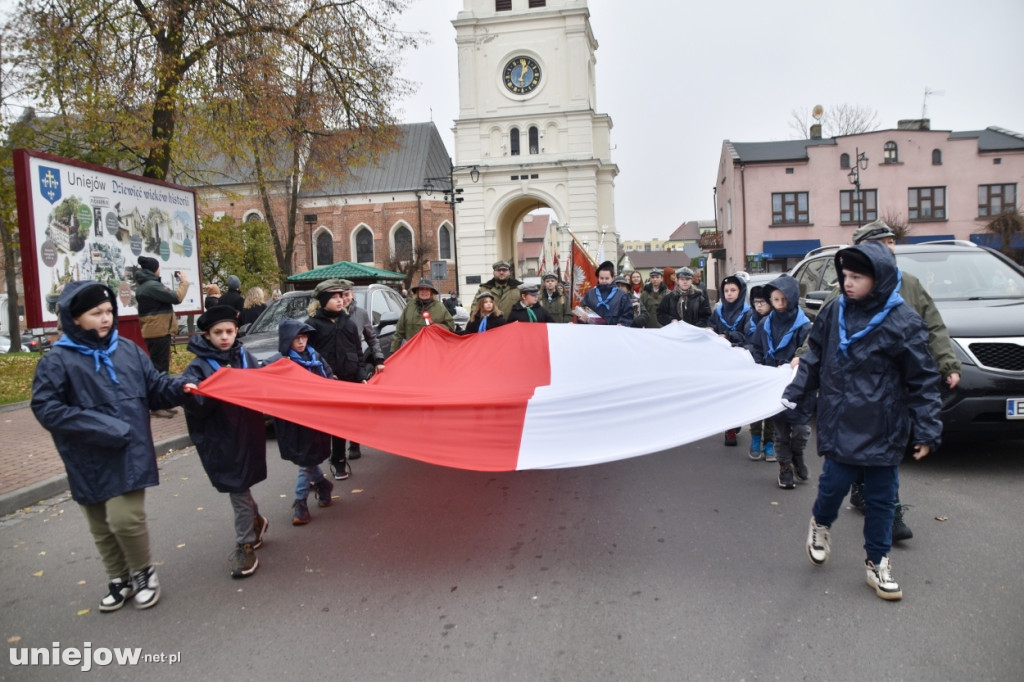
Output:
[
  {"xmin": 239, "ymin": 285, "xmax": 404, "ymax": 377},
  {"xmin": 789, "ymin": 241, "xmax": 1024, "ymax": 437}
]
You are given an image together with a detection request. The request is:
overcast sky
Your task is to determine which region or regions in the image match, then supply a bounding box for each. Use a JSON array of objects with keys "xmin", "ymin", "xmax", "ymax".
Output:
[{"xmin": 396, "ymin": 0, "xmax": 1024, "ymax": 240}]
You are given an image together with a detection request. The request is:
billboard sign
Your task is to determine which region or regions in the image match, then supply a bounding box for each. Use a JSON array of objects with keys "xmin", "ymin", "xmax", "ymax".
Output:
[{"xmin": 14, "ymin": 150, "xmax": 203, "ymax": 327}]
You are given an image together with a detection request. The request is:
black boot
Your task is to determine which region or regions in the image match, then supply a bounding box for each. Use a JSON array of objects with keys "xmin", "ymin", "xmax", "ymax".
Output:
[
  {"xmin": 850, "ymin": 482, "xmax": 866, "ymax": 512},
  {"xmin": 792, "ymin": 453, "xmax": 809, "ymax": 482},
  {"xmin": 892, "ymin": 503, "xmax": 913, "ymax": 542},
  {"xmin": 777, "ymin": 463, "xmax": 795, "ymax": 489}
]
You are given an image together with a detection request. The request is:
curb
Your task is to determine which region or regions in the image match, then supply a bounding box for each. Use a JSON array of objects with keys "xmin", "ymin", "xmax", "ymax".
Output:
[{"xmin": 0, "ymin": 434, "xmax": 193, "ymax": 518}]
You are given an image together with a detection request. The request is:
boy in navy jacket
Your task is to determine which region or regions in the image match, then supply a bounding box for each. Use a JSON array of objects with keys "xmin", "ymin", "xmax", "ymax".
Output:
[{"xmin": 784, "ymin": 241, "xmax": 941, "ymax": 600}]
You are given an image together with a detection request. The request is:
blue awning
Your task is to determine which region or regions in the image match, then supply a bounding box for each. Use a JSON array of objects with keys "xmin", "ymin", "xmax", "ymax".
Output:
[
  {"xmin": 970, "ymin": 233, "xmax": 1024, "ymax": 249},
  {"xmin": 905, "ymin": 234, "xmax": 955, "ymax": 244},
  {"xmin": 761, "ymin": 239, "xmax": 822, "ymax": 259}
]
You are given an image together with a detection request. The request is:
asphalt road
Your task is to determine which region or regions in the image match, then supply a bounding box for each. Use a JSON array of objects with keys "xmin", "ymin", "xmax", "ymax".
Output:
[{"xmin": 1, "ymin": 432, "xmax": 1022, "ymax": 681}]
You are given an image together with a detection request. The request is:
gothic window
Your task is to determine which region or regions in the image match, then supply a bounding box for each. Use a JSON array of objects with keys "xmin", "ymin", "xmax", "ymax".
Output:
[
  {"xmin": 355, "ymin": 228, "xmax": 374, "ymax": 263},
  {"xmin": 393, "ymin": 225, "xmax": 413, "ymax": 261},
  {"xmin": 316, "ymin": 231, "xmax": 334, "ymax": 267},
  {"xmin": 529, "ymin": 126, "xmax": 539, "ymax": 154},
  {"xmin": 439, "ymin": 224, "xmax": 452, "ymax": 260}
]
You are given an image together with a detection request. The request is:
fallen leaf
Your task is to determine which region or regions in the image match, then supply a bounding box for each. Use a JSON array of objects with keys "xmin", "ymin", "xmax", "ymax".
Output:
[
  {"xmin": 32, "ymin": 570, "xmax": 43, "ymax": 577},
  {"xmin": 177, "ymin": 544, "xmax": 186, "ymax": 549},
  {"xmin": 77, "ymin": 580, "xmax": 86, "ymax": 585},
  {"xmin": 279, "ymin": 494, "xmax": 287, "ymax": 498},
  {"xmin": 352, "ymin": 489, "xmax": 364, "ymax": 494},
  {"xmin": 77, "ymin": 609, "xmax": 90, "ymax": 616},
  {"xmin": 196, "ymin": 507, "xmax": 203, "ymax": 511},
  {"xmin": 934, "ymin": 516, "xmax": 948, "ymax": 522},
  {"xmin": 39, "ymin": 551, "xmax": 46, "ymax": 556},
  {"xmin": 181, "ymin": 477, "xmax": 188, "ymax": 481},
  {"xmin": 7, "ymin": 636, "xmax": 21, "ymax": 643},
  {"xmin": 770, "ymin": 501, "xmax": 779, "ymax": 506}
]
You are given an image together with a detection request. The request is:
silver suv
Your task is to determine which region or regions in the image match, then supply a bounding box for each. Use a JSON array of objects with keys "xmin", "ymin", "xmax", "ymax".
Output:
[{"xmin": 789, "ymin": 241, "xmax": 1024, "ymax": 437}]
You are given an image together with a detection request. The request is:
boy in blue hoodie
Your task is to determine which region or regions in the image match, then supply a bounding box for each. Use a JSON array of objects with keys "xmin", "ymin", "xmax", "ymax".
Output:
[
  {"xmin": 710, "ymin": 273, "xmax": 753, "ymax": 446},
  {"xmin": 784, "ymin": 241, "xmax": 941, "ymax": 600},
  {"xmin": 271, "ymin": 319, "xmax": 336, "ymax": 525},
  {"xmin": 32, "ymin": 281, "xmax": 194, "ymax": 612},
  {"xmin": 182, "ymin": 306, "xmax": 268, "ymax": 579},
  {"xmin": 750, "ymin": 274, "xmax": 812, "ymax": 489},
  {"xmin": 745, "ymin": 285, "xmax": 775, "ymax": 460}
]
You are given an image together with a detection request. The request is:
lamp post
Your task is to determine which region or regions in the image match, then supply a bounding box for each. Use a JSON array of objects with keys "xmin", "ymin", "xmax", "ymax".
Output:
[
  {"xmin": 846, "ymin": 147, "xmax": 869, "ymax": 228},
  {"xmin": 303, "ymin": 213, "xmax": 318, "ymax": 269},
  {"xmin": 424, "ymin": 162, "xmax": 480, "ymax": 297}
]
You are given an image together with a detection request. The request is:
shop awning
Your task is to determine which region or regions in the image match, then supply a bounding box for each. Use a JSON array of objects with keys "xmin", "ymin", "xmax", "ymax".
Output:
[{"xmin": 761, "ymin": 239, "xmax": 822, "ymax": 259}]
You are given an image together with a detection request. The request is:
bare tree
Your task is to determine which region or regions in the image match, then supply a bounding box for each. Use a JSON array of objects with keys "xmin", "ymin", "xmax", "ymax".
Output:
[
  {"xmin": 384, "ymin": 241, "xmax": 432, "ymax": 292},
  {"xmin": 880, "ymin": 210, "xmax": 913, "ymax": 243},
  {"xmin": 984, "ymin": 208, "xmax": 1024, "ymax": 263},
  {"xmin": 790, "ymin": 104, "xmax": 881, "ymax": 139}
]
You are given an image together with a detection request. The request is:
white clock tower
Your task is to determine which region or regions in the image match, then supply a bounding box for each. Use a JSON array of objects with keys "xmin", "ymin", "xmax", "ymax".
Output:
[{"xmin": 451, "ymin": 0, "xmax": 618, "ymax": 287}]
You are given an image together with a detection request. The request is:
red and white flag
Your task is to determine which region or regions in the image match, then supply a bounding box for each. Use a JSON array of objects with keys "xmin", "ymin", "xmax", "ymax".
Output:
[{"xmin": 192, "ymin": 323, "xmax": 792, "ymax": 471}]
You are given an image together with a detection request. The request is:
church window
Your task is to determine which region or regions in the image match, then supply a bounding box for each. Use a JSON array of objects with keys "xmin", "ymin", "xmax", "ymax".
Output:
[{"xmin": 510, "ymin": 128, "xmax": 520, "ymax": 156}]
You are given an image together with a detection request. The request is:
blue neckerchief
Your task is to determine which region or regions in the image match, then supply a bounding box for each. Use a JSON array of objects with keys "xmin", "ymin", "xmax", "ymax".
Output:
[
  {"xmin": 205, "ymin": 349, "xmax": 249, "ymax": 373},
  {"xmin": 593, "ymin": 285, "xmax": 617, "ymax": 311},
  {"xmin": 478, "ymin": 315, "xmax": 488, "ymax": 333},
  {"xmin": 714, "ymin": 301, "xmax": 751, "ymax": 332},
  {"xmin": 837, "ymin": 271, "xmax": 904, "ymax": 359},
  {"xmin": 55, "ymin": 330, "xmax": 120, "ymax": 384},
  {"xmin": 764, "ymin": 308, "xmax": 811, "ymax": 362},
  {"xmin": 288, "ymin": 347, "xmax": 328, "ymax": 377}
]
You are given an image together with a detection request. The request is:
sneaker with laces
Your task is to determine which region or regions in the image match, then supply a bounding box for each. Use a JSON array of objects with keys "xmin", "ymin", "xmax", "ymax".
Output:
[
  {"xmin": 806, "ymin": 517, "xmax": 831, "ymax": 566},
  {"xmin": 331, "ymin": 458, "xmax": 351, "ymax": 481},
  {"xmin": 230, "ymin": 543, "xmax": 259, "ymax": 578},
  {"xmin": 312, "ymin": 478, "xmax": 334, "ymax": 508},
  {"xmin": 865, "ymin": 555, "xmax": 902, "ymax": 600},
  {"xmin": 763, "ymin": 441, "xmax": 776, "ymax": 462},
  {"xmin": 892, "ymin": 503, "xmax": 913, "ymax": 542},
  {"xmin": 724, "ymin": 429, "xmax": 738, "ymax": 446},
  {"xmin": 793, "ymin": 454, "xmax": 809, "ymax": 482},
  {"xmin": 292, "ymin": 499, "xmax": 311, "ymax": 526},
  {"xmin": 131, "ymin": 565, "xmax": 160, "ymax": 609},
  {"xmin": 850, "ymin": 482, "xmax": 866, "ymax": 512},
  {"xmin": 252, "ymin": 514, "xmax": 269, "ymax": 549},
  {"xmin": 99, "ymin": 575, "xmax": 135, "ymax": 612},
  {"xmin": 777, "ymin": 464, "xmax": 795, "ymax": 489}
]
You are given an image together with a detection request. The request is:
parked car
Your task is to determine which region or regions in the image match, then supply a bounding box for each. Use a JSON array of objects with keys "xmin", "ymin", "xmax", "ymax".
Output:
[
  {"xmin": 742, "ymin": 272, "xmax": 779, "ymax": 304},
  {"xmin": 789, "ymin": 240, "xmax": 1024, "ymax": 437},
  {"xmin": 0, "ymin": 333, "xmax": 30, "ymax": 353},
  {"xmin": 239, "ymin": 284, "xmax": 404, "ymax": 377}
]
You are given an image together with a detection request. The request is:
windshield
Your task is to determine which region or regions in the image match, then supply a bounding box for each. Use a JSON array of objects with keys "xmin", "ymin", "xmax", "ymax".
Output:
[
  {"xmin": 247, "ymin": 295, "xmax": 312, "ymax": 333},
  {"xmin": 896, "ymin": 250, "xmax": 1024, "ymax": 300}
]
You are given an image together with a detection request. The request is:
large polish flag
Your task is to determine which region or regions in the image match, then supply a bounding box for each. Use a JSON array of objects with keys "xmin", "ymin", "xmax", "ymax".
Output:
[{"xmin": 190, "ymin": 322, "xmax": 793, "ymax": 471}]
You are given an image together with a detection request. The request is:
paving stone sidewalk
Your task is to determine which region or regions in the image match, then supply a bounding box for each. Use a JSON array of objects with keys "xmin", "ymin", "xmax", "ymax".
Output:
[{"xmin": 0, "ymin": 402, "xmax": 192, "ymax": 516}]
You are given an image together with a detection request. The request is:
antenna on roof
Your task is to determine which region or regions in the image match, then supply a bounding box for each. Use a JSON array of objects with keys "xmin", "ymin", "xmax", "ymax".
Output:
[{"xmin": 922, "ymin": 87, "xmax": 944, "ymax": 119}]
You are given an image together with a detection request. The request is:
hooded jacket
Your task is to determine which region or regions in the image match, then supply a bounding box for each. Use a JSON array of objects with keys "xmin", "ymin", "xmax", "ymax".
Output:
[
  {"xmin": 269, "ymin": 319, "xmax": 334, "ymax": 467},
  {"xmin": 640, "ymin": 281, "xmax": 669, "ymax": 328},
  {"xmin": 750, "ymin": 274, "xmax": 811, "ymax": 367},
  {"xmin": 656, "ymin": 283, "xmax": 711, "ymax": 327},
  {"xmin": 182, "ymin": 333, "xmax": 266, "ymax": 493},
  {"xmin": 709, "ymin": 275, "xmax": 753, "ymax": 346},
  {"xmin": 134, "ymin": 268, "xmax": 189, "ymax": 339},
  {"xmin": 784, "ymin": 241, "xmax": 942, "ymax": 465},
  {"xmin": 31, "ymin": 281, "xmax": 186, "ymax": 505}
]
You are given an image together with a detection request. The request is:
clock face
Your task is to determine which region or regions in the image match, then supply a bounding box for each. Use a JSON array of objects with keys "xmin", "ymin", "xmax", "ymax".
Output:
[{"xmin": 503, "ymin": 56, "xmax": 541, "ymax": 94}]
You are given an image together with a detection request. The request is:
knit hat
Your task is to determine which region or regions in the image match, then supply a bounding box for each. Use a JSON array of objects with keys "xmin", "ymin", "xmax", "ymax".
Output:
[
  {"xmin": 678, "ymin": 267, "xmax": 694, "ymax": 278},
  {"xmin": 750, "ymin": 285, "xmax": 767, "ymax": 303},
  {"xmin": 69, "ymin": 283, "xmax": 116, "ymax": 318},
  {"xmin": 197, "ymin": 305, "xmax": 240, "ymax": 331},
  {"xmin": 837, "ymin": 247, "xmax": 874, "ymax": 277},
  {"xmin": 852, "ymin": 220, "xmax": 896, "ymax": 245},
  {"xmin": 137, "ymin": 256, "xmax": 159, "ymax": 273},
  {"xmin": 226, "ymin": 275, "xmax": 242, "ymax": 291}
]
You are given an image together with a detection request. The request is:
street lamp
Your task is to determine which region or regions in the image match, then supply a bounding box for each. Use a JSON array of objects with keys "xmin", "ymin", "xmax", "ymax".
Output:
[
  {"xmin": 424, "ymin": 162, "xmax": 480, "ymax": 295},
  {"xmin": 303, "ymin": 213, "xmax": 318, "ymax": 268},
  {"xmin": 846, "ymin": 147, "xmax": 869, "ymax": 228}
]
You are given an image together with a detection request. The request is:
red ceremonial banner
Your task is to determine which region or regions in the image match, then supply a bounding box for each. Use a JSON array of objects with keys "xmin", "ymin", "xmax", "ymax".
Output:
[{"xmin": 570, "ymin": 239, "xmax": 597, "ymax": 310}]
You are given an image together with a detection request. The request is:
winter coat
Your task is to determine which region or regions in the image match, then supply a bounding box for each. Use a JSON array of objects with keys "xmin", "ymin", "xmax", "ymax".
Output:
[
  {"xmin": 709, "ymin": 276, "xmax": 753, "ymax": 346},
  {"xmin": 628, "ymin": 294, "xmax": 650, "ymax": 328},
  {"xmin": 391, "ymin": 297, "xmax": 455, "ymax": 352},
  {"xmin": 656, "ymin": 285, "xmax": 711, "ymax": 328},
  {"xmin": 581, "ymin": 285, "xmax": 634, "ymax": 326},
  {"xmin": 218, "ymin": 288, "xmax": 244, "ymax": 313},
  {"xmin": 346, "ymin": 301, "xmax": 385, "ymax": 362},
  {"xmin": 640, "ymin": 282, "xmax": 669, "ymax": 328},
  {"xmin": 305, "ymin": 306, "xmax": 366, "ymax": 383},
  {"xmin": 269, "ymin": 319, "xmax": 334, "ymax": 467},
  {"xmin": 539, "ymin": 289, "xmax": 573, "ymax": 323},
  {"xmin": 507, "ymin": 301, "xmax": 555, "ymax": 323},
  {"xmin": 32, "ymin": 281, "xmax": 187, "ymax": 505},
  {"xmin": 783, "ymin": 241, "xmax": 943, "ymax": 466},
  {"xmin": 239, "ymin": 303, "xmax": 266, "ymax": 327},
  {"xmin": 134, "ymin": 268, "xmax": 188, "ymax": 339},
  {"xmin": 182, "ymin": 335, "xmax": 267, "ymax": 494},
  {"xmin": 476, "ymin": 277, "xmax": 523, "ymax": 317},
  {"xmin": 462, "ymin": 312, "xmax": 506, "ymax": 334},
  {"xmin": 750, "ymin": 274, "xmax": 811, "ymax": 368}
]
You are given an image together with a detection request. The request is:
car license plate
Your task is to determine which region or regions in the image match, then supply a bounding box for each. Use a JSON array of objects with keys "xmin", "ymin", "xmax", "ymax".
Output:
[{"xmin": 1008, "ymin": 399, "xmax": 1024, "ymax": 419}]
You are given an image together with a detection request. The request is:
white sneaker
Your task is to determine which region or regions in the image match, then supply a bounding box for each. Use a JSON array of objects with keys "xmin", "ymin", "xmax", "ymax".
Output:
[
  {"xmin": 865, "ymin": 556, "xmax": 902, "ymax": 601},
  {"xmin": 132, "ymin": 565, "xmax": 161, "ymax": 610},
  {"xmin": 99, "ymin": 576, "xmax": 135, "ymax": 612},
  {"xmin": 806, "ymin": 517, "xmax": 831, "ymax": 567}
]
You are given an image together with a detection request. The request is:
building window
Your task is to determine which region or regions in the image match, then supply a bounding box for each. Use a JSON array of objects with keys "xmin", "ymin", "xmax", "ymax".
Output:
[
  {"xmin": 529, "ymin": 126, "xmax": 539, "ymax": 154},
  {"xmin": 908, "ymin": 187, "xmax": 946, "ymax": 221},
  {"xmin": 510, "ymin": 128, "xmax": 520, "ymax": 156},
  {"xmin": 932, "ymin": 149, "xmax": 942, "ymax": 165},
  {"xmin": 978, "ymin": 183, "xmax": 1016, "ymax": 217},
  {"xmin": 528, "ymin": 0, "xmax": 546, "ymax": 7},
  {"xmin": 355, "ymin": 228, "xmax": 374, "ymax": 263},
  {"xmin": 438, "ymin": 224, "xmax": 453, "ymax": 260},
  {"xmin": 244, "ymin": 211, "xmax": 263, "ymax": 223},
  {"xmin": 840, "ymin": 153, "xmax": 850, "ymax": 169},
  {"xmin": 883, "ymin": 141, "xmax": 898, "ymax": 163},
  {"xmin": 393, "ymin": 225, "xmax": 413, "ymax": 260},
  {"xmin": 771, "ymin": 192, "xmax": 809, "ymax": 225},
  {"xmin": 840, "ymin": 189, "xmax": 878, "ymax": 224},
  {"xmin": 495, "ymin": 0, "xmax": 511, "ymax": 10},
  {"xmin": 315, "ymin": 231, "xmax": 334, "ymax": 267}
]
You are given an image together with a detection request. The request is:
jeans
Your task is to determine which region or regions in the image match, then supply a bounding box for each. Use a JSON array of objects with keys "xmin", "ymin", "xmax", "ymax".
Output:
[
  {"xmin": 813, "ymin": 459, "xmax": 898, "ymax": 564},
  {"xmin": 295, "ymin": 465, "xmax": 327, "ymax": 500},
  {"xmin": 229, "ymin": 489, "xmax": 260, "ymax": 545}
]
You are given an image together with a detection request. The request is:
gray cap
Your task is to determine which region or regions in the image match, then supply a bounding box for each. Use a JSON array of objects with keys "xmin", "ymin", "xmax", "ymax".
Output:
[
  {"xmin": 543, "ymin": 273, "xmax": 557, "ymax": 280},
  {"xmin": 313, "ymin": 278, "xmax": 353, "ymax": 296},
  {"xmin": 852, "ymin": 220, "xmax": 896, "ymax": 244},
  {"xmin": 518, "ymin": 283, "xmax": 539, "ymax": 295},
  {"xmin": 678, "ymin": 267, "xmax": 695, "ymax": 278},
  {"xmin": 649, "ymin": 268, "xmax": 663, "ymax": 276},
  {"xmin": 474, "ymin": 290, "xmax": 496, "ymax": 301},
  {"xmin": 613, "ymin": 276, "xmax": 629, "ymax": 287},
  {"xmin": 492, "ymin": 260, "xmax": 511, "ymax": 270}
]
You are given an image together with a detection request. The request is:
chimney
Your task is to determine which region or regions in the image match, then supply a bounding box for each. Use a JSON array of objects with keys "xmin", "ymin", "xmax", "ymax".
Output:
[
  {"xmin": 897, "ymin": 119, "xmax": 931, "ymax": 131},
  {"xmin": 809, "ymin": 124, "xmax": 822, "ymax": 140}
]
